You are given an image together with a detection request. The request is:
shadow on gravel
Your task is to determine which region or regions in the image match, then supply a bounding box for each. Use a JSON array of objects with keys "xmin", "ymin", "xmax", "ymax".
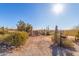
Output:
[
  {"xmin": 50, "ymin": 43, "xmax": 74, "ymax": 56},
  {"xmin": 75, "ymin": 41, "xmax": 79, "ymax": 46},
  {"xmin": 0, "ymin": 42, "xmax": 15, "ymax": 56}
]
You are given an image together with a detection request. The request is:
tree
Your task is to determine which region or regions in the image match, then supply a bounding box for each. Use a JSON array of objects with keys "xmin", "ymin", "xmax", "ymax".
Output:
[
  {"xmin": 26, "ymin": 23, "xmax": 32, "ymax": 32},
  {"xmin": 16, "ymin": 20, "xmax": 33, "ymax": 35},
  {"xmin": 26, "ymin": 23, "xmax": 33, "ymax": 35},
  {"xmin": 17, "ymin": 20, "xmax": 26, "ymax": 31}
]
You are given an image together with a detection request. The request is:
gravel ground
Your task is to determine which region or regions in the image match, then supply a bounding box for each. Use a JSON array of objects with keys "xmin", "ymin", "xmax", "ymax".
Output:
[
  {"xmin": 0, "ymin": 36, "xmax": 52, "ymax": 56},
  {"xmin": 0, "ymin": 35, "xmax": 79, "ymax": 56}
]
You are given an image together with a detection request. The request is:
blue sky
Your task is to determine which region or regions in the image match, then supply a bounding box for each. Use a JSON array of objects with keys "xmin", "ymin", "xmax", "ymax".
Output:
[{"xmin": 0, "ymin": 3, "xmax": 79, "ymax": 29}]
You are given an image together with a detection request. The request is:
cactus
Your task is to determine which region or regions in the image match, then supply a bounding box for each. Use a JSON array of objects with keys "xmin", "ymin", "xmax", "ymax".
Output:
[
  {"xmin": 60, "ymin": 31, "xmax": 63, "ymax": 47},
  {"xmin": 54, "ymin": 26, "xmax": 63, "ymax": 46},
  {"xmin": 54, "ymin": 25, "xmax": 58, "ymax": 44}
]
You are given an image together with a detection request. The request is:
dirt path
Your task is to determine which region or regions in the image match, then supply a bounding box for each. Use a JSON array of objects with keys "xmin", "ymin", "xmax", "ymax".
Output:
[
  {"xmin": 4, "ymin": 36, "xmax": 52, "ymax": 56},
  {"xmin": 0, "ymin": 35, "xmax": 79, "ymax": 56},
  {"xmin": 72, "ymin": 43, "xmax": 79, "ymax": 56}
]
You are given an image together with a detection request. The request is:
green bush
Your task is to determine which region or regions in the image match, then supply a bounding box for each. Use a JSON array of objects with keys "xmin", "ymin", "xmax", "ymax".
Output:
[
  {"xmin": 62, "ymin": 40, "xmax": 74, "ymax": 48},
  {"xmin": 3, "ymin": 31, "xmax": 28, "ymax": 47}
]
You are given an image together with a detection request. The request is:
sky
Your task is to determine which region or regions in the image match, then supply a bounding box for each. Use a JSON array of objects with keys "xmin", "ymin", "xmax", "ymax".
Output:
[{"xmin": 0, "ymin": 3, "xmax": 79, "ymax": 30}]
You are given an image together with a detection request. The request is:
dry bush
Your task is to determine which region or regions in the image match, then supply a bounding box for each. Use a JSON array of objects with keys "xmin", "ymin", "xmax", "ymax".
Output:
[
  {"xmin": 64, "ymin": 30, "xmax": 78, "ymax": 36},
  {"xmin": 52, "ymin": 35, "xmax": 74, "ymax": 48},
  {"xmin": 62, "ymin": 40, "xmax": 74, "ymax": 48},
  {"xmin": 0, "ymin": 29, "xmax": 8, "ymax": 35},
  {"xmin": 2, "ymin": 31, "xmax": 28, "ymax": 47},
  {"xmin": 51, "ymin": 36, "xmax": 54, "ymax": 42},
  {"xmin": 0, "ymin": 30, "xmax": 5, "ymax": 34},
  {"xmin": 75, "ymin": 31, "xmax": 79, "ymax": 41}
]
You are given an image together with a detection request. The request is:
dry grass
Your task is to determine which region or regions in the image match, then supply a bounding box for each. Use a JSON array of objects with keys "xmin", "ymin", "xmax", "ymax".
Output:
[
  {"xmin": 64, "ymin": 30, "xmax": 79, "ymax": 36},
  {"xmin": 0, "ymin": 34, "xmax": 10, "ymax": 41},
  {"xmin": 62, "ymin": 39, "xmax": 74, "ymax": 48}
]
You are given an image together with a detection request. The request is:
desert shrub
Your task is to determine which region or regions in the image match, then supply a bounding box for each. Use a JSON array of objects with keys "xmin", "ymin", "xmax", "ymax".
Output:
[
  {"xmin": 3, "ymin": 31, "xmax": 28, "ymax": 47},
  {"xmin": 12, "ymin": 31, "xmax": 28, "ymax": 47},
  {"xmin": 75, "ymin": 31, "xmax": 79, "ymax": 41},
  {"xmin": 41, "ymin": 31, "xmax": 45, "ymax": 35},
  {"xmin": 64, "ymin": 30, "xmax": 78, "ymax": 36},
  {"xmin": 0, "ymin": 30, "xmax": 5, "ymax": 34},
  {"xmin": 41, "ymin": 30, "xmax": 46, "ymax": 35},
  {"xmin": 0, "ymin": 30, "xmax": 8, "ymax": 35},
  {"xmin": 0, "ymin": 28, "xmax": 8, "ymax": 35},
  {"xmin": 46, "ymin": 31, "xmax": 50, "ymax": 35},
  {"xmin": 62, "ymin": 40, "xmax": 74, "ymax": 48},
  {"xmin": 45, "ymin": 26, "xmax": 50, "ymax": 35},
  {"xmin": 0, "ymin": 27, "xmax": 5, "ymax": 34},
  {"xmin": 52, "ymin": 33, "xmax": 74, "ymax": 48},
  {"xmin": 51, "ymin": 36, "xmax": 54, "ymax": 42}
]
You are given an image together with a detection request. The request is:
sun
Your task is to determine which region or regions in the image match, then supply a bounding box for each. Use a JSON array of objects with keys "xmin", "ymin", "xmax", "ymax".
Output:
[{"xmin": 52, "ymin": 4, "xmax": 64, "ymax": 15}]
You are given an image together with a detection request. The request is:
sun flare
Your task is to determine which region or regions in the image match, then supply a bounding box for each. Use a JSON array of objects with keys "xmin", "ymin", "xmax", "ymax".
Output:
[{"xmin": 52, "ymin": 4, "xmax": 64, "ymax": 15}]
